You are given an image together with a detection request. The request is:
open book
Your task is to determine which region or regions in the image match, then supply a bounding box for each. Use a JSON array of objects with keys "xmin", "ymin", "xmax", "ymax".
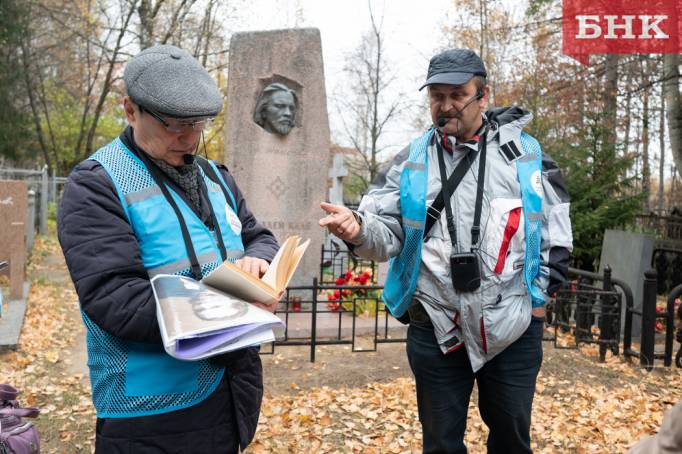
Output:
[
  {"xmin": 152, "ymin": 236, "xmax": 309, "ymax": 360},
  {"xmin": 202, "ymin": 235, "xmax": 311, "ymax": 304}
]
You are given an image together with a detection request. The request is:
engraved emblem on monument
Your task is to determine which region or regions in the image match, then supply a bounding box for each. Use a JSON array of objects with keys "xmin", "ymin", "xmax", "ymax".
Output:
[
  {"xmin": 266, "ymin": 176, "xmax": 288, "ymax": 200},
  {"xmin": 253, "ymin": 83, "xmax": 298, "ymax": 135}
]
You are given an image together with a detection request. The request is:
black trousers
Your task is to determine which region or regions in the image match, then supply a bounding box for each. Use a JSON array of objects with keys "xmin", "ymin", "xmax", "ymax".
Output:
[
  {"xmin": 406, "ymin": 317, "xmax": 544, "ymax": 454},
  {"xmin": 95, "ymin": 374, "xmax": 239, "ymax": 454},
  {"xmin": 95, "ymin": 346, "xmax": 263, "ymax": 453}
]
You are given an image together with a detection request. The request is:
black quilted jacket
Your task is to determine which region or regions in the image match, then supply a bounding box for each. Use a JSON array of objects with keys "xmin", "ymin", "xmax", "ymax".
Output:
[{"xmin": 58, "ymin": 127, "xmax": 278, "ymax": 450}]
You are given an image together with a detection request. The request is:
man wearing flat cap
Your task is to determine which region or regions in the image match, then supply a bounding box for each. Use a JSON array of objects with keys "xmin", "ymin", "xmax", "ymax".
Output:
[
  {"xmin": 320, "ymin": 48, "xmax": 573, "ymax": 453},
  {"xmin": 58, "ymin": 45, "xmax": 279, "ymax": 452}
]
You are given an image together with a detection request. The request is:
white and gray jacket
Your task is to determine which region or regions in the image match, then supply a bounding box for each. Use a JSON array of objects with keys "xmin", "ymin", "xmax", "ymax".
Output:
[{"xmin": 349, "ymin": 107, "xmax": 573, "ymax": 371}]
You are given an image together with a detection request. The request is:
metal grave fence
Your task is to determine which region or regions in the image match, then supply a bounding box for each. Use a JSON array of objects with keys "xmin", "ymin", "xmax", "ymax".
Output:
[{"xmin": 261, "ymin": 278, "xmax": 406, "ymax": 362}]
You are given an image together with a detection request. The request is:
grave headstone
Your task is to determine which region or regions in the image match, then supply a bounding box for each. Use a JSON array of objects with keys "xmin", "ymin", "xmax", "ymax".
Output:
[
  {"xmin": 599, "ymin": 229, "xmax": 656, "ymax": 337},
  {"xmin": 0, "ymin": 181, "xmax": 27, "ymax": 300},
  {"xmin": 225, "ymin": 28, "xmax": 331, "ymax": 286}
]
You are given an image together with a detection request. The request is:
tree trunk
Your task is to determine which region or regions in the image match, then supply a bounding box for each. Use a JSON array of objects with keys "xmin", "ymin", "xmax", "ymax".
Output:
[
  {"xmin": 137, "ymin": 0, "xmax": 158, "ymax": 49},
  {"xmin": 663, "ymin": 54, "xmax": 681, "ymax": 174},
  {"xmin": 602, "ymin": 54, "xmax": 620, "ymax": 197},
  {"xmin": 603, "ymin": 54, "xmax": 619, "ymax": 161},
  {"xmin": 622, "ymin": 71, "xmax": 632, "ymax": 157},
  {"xmin": 83, "ymin": 2, "xmax": 138, "ymax": 158},
  {"xmin": 659, "ymin": 87, "xmax": 666, "ymax": 214},
  {"xmin": 20, "ymin": 37, "xmax": 52, "ymax": 171},
  {"xmin": 642, "ymin": 87, "xmax": 650, "ymax": 211}
]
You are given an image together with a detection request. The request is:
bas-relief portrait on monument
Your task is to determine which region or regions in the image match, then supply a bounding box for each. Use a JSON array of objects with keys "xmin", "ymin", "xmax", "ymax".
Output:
[{"xmin": 253, "ymin": 82, "xmax": 299, "ymax": 135}]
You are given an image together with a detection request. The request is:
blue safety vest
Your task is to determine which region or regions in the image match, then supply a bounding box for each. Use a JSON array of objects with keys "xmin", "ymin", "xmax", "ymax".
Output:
[
  {"xmin": 84, "ymin": 137, "xmax": 245, "ymax": 418},
  {"xmin": 382, "ymin": 129, "xmax": 545, "ymax": 318}
]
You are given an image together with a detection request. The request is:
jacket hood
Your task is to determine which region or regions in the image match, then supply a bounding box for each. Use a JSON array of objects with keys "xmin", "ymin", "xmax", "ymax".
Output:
[{"xmin": 486, "ymin": 106, "xmax": 532, "ymax": 129}]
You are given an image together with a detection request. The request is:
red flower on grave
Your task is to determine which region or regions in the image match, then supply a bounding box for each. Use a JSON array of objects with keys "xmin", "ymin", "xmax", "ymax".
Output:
[{"xmin": 335, "ymin": 277, "xmax": 346, "ymax": 285}]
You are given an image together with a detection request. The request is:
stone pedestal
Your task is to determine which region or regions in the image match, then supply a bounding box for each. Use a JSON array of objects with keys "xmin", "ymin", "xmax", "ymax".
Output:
[{"xmin": 225, "ymin": 28, "xmax": 331, "ymax": 286}]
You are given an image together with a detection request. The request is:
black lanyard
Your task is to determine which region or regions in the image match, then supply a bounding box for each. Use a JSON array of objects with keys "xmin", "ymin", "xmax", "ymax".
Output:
[
  {"xmin": 434, "ymin": 127, "xmax": 488, "ymax": 251},
  {"xmin": 132, "ymin": 150, "xmax": 228, "ymax": 280}
]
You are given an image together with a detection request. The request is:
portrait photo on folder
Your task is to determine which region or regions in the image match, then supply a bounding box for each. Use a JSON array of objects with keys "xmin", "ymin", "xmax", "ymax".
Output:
[{"xmin": 151, "ymin": 236, "xmax": 309, "ymax": 361}]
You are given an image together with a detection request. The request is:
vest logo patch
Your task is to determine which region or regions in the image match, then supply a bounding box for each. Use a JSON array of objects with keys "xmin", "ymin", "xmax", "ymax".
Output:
[
  {"xmin": 531, "ymin": 170, "xmax": 543, "ymax": 197},
  {"xmin": 226, "ymin": 205, "xmax": 242, "ymax": 235}
]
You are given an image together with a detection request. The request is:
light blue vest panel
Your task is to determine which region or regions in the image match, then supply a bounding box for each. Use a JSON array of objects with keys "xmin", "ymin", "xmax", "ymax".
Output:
[
  {"xmin": 382, "ymin": 130, "xmax": 433, "ymax": 318},
  {"xmin": 518, "ymin": 132, "xmax": 545, "ymax": 307},
  {"xmin": 84, "ymin": 138, "xmax": 245, "ymax": 418},
  {"xmin": 382, "ymin": 130, "xmax": 545, "ymax": 317}
]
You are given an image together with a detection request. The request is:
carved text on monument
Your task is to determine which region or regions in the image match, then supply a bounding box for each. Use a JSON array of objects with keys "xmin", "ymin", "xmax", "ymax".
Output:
[{"xmin": 262, "ymin": 220, "xmax": 312, "ymax": 231}]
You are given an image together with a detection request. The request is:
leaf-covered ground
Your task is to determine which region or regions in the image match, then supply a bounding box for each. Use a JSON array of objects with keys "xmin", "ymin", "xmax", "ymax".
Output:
[
  {"xmin": 248, "ymin": 349, "xmax": 682, "ymax": 454},
  {"xmin": 1, "ymin": 234, "xmax": 681, "ymax": 453}
]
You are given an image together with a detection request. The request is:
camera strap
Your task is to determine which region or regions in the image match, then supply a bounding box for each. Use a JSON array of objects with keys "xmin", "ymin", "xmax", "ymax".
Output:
[{"xmin": 430, "ymin": 127, "xmax": 488, "ymax": 251}]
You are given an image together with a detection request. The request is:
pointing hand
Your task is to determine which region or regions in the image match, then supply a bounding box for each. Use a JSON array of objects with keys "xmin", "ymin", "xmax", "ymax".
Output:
[{"xmin": 318, "ymin": 202, "xmax": 361, "ymax": 242}]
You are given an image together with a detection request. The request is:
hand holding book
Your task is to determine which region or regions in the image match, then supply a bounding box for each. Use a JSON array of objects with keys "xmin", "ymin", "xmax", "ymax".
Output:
[
  {"xmin": 202, "ymin": 235, "xmax": 310, "ymax": 304},
  {"xmin": 231, "ymin": 256, "xmax": 276, "ymax": 312},
  {"xmin": 152, "ymin": 236, "xmax": 310, "ymax": 360},
  {"xmin": 233, "ymin": 256, "xmax": 269, "ymax": 279}
]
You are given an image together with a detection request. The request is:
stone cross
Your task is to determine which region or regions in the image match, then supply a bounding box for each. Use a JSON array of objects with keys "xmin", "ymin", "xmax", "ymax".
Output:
[{"xmin": 328, "ymin": 154, "xmax": 348, "ymax": 206}]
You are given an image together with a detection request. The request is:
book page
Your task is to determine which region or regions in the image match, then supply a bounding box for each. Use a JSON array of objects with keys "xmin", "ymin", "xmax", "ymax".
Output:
[
  {"xmin": 281, "ymin": 239, "xmax": 310, "ymax": 290},
  {"xmin": 261, "ymin": 235, "xmax": 299, "ymax": 290},
  {"xmin": 203, "ymin": 235, "xmax": 309, "ymax": 300},
  {"xmin": 176, "ymin": 327, "xmax": 276, "ymax": 361},
  {"xmin": 275, "ymin": 237, "xmax": 298, "ymax": 290},
  {"xmin": 202, "ymin": 261, "xmax": 277, "ymax": 303}
]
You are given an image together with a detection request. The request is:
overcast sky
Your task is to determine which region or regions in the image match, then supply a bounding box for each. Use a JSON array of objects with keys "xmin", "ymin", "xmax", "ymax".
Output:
[{"xmin": 225, "ymin": 0, "xmax": 456, "ymax": 155}]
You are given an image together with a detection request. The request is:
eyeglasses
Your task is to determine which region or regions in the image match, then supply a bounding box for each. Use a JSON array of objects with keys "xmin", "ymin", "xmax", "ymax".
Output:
[{"xmin": 139, "ymin": 105, "xmax": 214, "ymax": 134}]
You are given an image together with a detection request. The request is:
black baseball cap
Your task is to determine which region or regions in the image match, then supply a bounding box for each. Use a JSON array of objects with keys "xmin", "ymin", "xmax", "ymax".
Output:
[{"xmin": 419, "ymin": 48, "xmax": 487, "ymax": 91}]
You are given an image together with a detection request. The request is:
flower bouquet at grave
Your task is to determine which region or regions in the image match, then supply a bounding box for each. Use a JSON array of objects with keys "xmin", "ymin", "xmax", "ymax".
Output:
[
  {"xmin": 655, "ymin": 298, "xmax": 681, "ymax": 333},
  {"xmin": 325, "ymin": 268, "xmax": 383, "ymax": 316}
]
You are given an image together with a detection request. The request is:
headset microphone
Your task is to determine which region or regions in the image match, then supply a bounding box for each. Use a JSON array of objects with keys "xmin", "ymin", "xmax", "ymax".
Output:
[{"xmin": 437, "ymin": 89, "xmax": 484, "ymax": 129}]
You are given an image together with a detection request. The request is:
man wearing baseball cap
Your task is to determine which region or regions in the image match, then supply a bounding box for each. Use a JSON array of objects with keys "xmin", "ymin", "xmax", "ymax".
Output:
[
  {"xmin": 320, "ymin": 48, "xmax": 573, "ymax": 452},
  {"xmin": 58, "ymin": 45, "xmax": 279, "ymax": 452}
]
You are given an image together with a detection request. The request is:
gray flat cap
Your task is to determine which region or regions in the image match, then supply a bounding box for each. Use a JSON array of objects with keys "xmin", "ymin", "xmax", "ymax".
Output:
[
  {"xmin": 419, "ymin": 49, "xmax": 487, "ymax": 91},
  {"xmin": 124, "ymin": 44, "xmax": 222, "ymax": 118}
]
